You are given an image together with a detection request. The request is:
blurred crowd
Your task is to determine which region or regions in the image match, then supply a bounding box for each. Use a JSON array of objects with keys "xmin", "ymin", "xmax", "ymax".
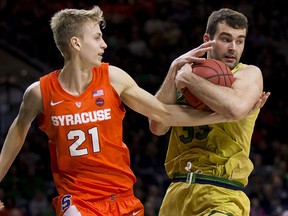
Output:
[{"xmin": 0, "ymin": 0, "xmax": 288, "ymax": 216}]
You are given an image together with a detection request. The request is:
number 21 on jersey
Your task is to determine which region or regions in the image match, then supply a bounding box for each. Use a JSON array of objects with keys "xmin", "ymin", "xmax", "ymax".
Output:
[{"xmin": 67, "ymin": 127, "xmax": 100, "ymax": 156}]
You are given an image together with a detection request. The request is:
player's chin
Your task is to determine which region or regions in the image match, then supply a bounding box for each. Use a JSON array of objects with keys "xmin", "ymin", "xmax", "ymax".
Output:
[{"xmin": 222, "ymin": 59, "xmax": 236, "ymax": 70}]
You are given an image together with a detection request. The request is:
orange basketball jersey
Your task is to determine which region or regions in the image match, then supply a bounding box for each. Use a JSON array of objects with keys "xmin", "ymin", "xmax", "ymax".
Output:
[{"xmin": 39, "ymin": 63, "xmax": 136, "ymax": 201}]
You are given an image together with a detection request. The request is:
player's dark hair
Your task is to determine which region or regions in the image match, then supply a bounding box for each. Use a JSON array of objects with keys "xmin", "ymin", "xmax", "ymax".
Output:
[{"xmin": 206, "ymin": 8, "xmax": 248, "ymax": 38}]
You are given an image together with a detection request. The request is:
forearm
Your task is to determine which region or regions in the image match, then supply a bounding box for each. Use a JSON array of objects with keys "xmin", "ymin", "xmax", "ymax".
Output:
[
  {"xmin": 150, "ymin": 41, "xmax": 214, "ymax": 135},
  {"xmin": 156, "ymin": 62, "xmax": 178, "ymax": 102},
  {"xmin": 186, "ymin": 75, "xmax": 235, "ymax": 114},
  {"xmin": 149, "ymin": 64, "xmax": 178, "ymax": 135},
  {"xmin": 164, "ymin": 104, "xmax": 232, "ymax": 126},
  {"xmin": 177, "ymin": 65, "xmax": 264, "ymax": 119},
  {"xmin": 0, "ymin": 119, "xmax": 29, "ymax": 181}
]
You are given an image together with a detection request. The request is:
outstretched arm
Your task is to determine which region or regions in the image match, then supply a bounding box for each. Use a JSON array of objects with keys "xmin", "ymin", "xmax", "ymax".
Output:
[
  {"xmin": 109, "ymin": 64, "xmax": 232, "ymax": 130},
  {"xmin": 0, "ymin": 82, "xmax": 42, "ymax": 182}
]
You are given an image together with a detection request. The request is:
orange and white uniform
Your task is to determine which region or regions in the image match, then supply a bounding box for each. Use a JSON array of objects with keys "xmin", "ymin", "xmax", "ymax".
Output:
[{"xmin": 39, "ymin": 63, "xmax": 143, "ymax": 216}]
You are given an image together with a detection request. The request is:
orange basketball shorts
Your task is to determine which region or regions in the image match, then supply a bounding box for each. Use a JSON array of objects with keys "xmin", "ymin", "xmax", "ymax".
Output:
[{"xmin": 53, "ymin": 189, "xmax": 144, "ymax": 216}]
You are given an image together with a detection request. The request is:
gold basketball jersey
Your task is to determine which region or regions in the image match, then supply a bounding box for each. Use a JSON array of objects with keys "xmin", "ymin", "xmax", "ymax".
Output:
[{"xmin": 165, "ymin": 63, "xmax": 259, "ymax": 186}]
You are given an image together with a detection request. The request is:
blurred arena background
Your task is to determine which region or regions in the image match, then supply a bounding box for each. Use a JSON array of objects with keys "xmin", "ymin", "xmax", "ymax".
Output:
[{"xmin": 0, "ymin": 0, "xmax": 288, "ymax": 215}]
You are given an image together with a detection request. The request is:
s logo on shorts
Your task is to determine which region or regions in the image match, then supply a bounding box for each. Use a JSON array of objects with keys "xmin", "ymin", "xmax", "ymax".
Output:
[{"xmin": 61, "ymin": 194, "xmax": 72, "ymax": 212}]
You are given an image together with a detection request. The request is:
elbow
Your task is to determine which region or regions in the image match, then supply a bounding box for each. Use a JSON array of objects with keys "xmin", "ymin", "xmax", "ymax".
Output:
[
  {"xmin": 227, "ymin": 111, "xmax": 244, "ymax": 121},
  {"xmin": 222, "ymin": 104, "xmax": 248, "ymax": 121},
  {"xmin": 149, "ymin": 124, "xmax": 168, "ymax": 136},
  {"xmin": 148, "ymin": 118, "xmax": 170, "ymax": 136}
]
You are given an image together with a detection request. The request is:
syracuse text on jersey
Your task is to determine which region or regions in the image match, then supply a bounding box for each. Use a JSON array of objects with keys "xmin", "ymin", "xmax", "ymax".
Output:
[{"xmin": 51, "ymin": 108, "xmax": 111, "ymax": 126}]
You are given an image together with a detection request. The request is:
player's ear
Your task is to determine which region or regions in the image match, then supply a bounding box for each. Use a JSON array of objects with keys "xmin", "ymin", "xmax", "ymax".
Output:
[
  {"xmin": 203, "ymin": 33, "xmax": 210, "ymax": 43},
  {"xmin": 71, "ymin": 37, "xmax": 81, "ymax": 50}
]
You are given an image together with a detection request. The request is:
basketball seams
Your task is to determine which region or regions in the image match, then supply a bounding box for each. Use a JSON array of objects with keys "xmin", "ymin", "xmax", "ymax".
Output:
[
  {"xmin": 193, "ymin": 65, "xmax": 221, "ymax": 84},
  {"xmin": 213, "ymin": 59, "xmax": 227, "ymax": 86},
  {"xmin": 225, "ymin": 66, "xmax": 234, "ymax": 86},
  {"xmin": 192, "ymin": 60, "xmax": 234, "ymax": 87},
  {"xmin": 182, "ymin": 59, "xmax": 235, "ymax": 111}
]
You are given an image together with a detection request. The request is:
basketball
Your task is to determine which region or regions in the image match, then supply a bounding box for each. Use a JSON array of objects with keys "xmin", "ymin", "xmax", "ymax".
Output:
[{"xmin": 181, "ymin": 59, "xmax": 235, "ymax": 111}]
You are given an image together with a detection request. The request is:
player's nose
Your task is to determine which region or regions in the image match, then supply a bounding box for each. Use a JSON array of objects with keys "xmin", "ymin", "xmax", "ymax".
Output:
[{"xmin": 228, "ymin": 41, "xmax": 236, "ymax": 51}]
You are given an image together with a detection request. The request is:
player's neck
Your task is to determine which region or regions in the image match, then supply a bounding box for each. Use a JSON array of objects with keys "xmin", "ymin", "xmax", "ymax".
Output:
[{"xmin": 58, "ymin": 62, "xmax": 94, "ymax": 96}]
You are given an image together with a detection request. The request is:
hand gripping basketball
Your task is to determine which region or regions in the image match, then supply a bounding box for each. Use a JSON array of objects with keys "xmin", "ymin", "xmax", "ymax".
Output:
[{"xmin": 181, "ymin": 59, "xmax": 235, "ymax": 111}]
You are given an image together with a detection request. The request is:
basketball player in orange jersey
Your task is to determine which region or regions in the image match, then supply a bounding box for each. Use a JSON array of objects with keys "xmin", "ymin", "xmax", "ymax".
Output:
[
  {"xmin": 0, "ymin": 6, "xmax": 268, "ymax": 216},
  {"xmin": 149, "ymin": 8, "xmax": 270, "ymax": 216}
]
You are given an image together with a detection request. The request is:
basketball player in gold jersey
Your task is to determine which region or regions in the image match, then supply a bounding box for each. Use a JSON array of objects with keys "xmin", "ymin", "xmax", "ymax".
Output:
[{"xmin": 149, "ymin": 8, "xmax": 270, "ymax": 216}]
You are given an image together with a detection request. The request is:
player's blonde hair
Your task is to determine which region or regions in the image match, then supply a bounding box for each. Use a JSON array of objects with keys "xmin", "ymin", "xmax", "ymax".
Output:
[{"xmin": 50, "ymin": 6, "xmax": 106, "ymax": 55}]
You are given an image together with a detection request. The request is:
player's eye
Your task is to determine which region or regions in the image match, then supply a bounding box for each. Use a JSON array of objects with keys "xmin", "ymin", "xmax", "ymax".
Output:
[{"xmin": 221, "ymin": 38, "xmax": 231, "ymax": 43}]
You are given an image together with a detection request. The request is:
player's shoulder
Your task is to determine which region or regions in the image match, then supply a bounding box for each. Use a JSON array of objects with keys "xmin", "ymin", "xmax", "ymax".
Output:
[
  {"xmin": 244, "ymin": 64, "xmax": 260, "ymax": 71},
  {"xmin": 108, "ymin": 64, "xmax": 137, "ymax": 96},
  {"xmin": 108, "ymin": 64, "xmax": 126, "ymax": 74},
  {"xmin": 26, "ymin": 81, "xmax": 40, "ymax": 92},
  {"xmin": 234, "ymin": 63, "xmax": 261, "ymax": 74},
  {"xmin": 108, "ymin": 64, "xmax": 132, "ymax": 82},
  {"xmin": 24, "ymin": 81, "xmax": 42, "ymax": 100}
]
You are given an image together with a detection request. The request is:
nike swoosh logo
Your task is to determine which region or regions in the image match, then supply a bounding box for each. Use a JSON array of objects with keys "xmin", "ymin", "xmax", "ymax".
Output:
[
  {"xmin": 50, "ymin": 100, "xmax": 64, "ymax": 106},
  {"xmin": 132, "ymin": 210, "xmax": 142, "ymax": 216}
]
